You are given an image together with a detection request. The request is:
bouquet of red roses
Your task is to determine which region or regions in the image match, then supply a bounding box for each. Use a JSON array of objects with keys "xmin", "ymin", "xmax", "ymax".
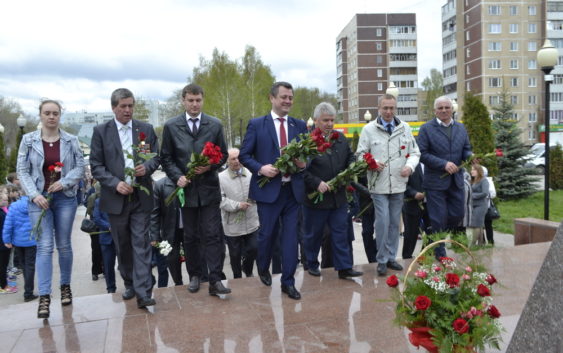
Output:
[
  {"xmin": 31, "ymin": 162, "xmax": 64, "ymax": 240},
  {"xmin": 258, "ymin": 128, "xmax": 334, "ymax": 187},
  {"xmin": 307, "ymin": 152, "xmax": 379, "ymax": 203},
  {"xmin": 165, "ymin": 141, "xmax": 223, "ymax": 206}
]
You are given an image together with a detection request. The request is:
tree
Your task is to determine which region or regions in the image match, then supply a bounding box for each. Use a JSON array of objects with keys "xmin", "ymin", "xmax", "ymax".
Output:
[
  {"xmin": 290, "ymin": 87, "xmax": 338, "ymax": 121},
  {"xmin": 160, "ymin": 89, "xmax": 184, "ymax": 121},
  {"xmin": 420, "ymin": 69, "xmax": 444, "ymax": 120},
  {"xmin": 0, "ymin": 131, "xmax": 7, "ymax": 182},
  {"xmin": 550, "ymin": 143, "xmax": 563, "ymax": 190},
  {"xmin": 462, "ymin": 92, "xmax": 496, "ymax": 174},
  {"xmin": 241, "ymin": 46, "xmax": 275, "ymax": 119},
  {"xmin": 8, "ymin": 127, "xmax": 24, "ymax": 173},
  {"xmin": 492, "ymin": 90, "xmax": 537, "ymax": 199},
  {"xmin": 0, "ymin": 96, "xmax": 24, "ymax": 155},
  {"xmin": 133, "ymin": 98, "xmax": 150, "ymax": 123}
]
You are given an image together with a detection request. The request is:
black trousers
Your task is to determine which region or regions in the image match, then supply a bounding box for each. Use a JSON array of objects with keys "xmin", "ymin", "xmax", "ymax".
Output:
[
  {"xmin": 361, "ymin": 209, "xmax": 377, "ymax": 263},
  {"xmin": 225, "ymin": 231, "xmax": 257, "ymax": 278},
  {"xmin": 0, "ymin": 250, "xmax": 10, "ymax": 289},
  {"xmin": 166, "ymin": 228, "xmax": 185, "ymax": 286},
  {"xmin": 90, "ymin": 234, "xmax": 103, "ymax": 275},
  {"xmin": 484, "ymin": 215, "xmax": 494, "ymax": 244},
  {"xmin": 15, "ymin": 246, "xmax": 37, "ymax": 298}
]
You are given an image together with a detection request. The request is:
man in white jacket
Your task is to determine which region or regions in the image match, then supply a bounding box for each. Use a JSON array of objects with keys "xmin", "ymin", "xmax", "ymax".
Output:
[
  {"xmin": 219, "ymin": 148, "xmax": 259, "ymax": 278},
  {"xmin": 356, "ymin": 94, "xmax": 420, "ymax": 276}
]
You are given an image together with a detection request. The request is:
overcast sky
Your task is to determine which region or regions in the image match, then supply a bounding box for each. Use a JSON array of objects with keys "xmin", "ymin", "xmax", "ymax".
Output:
[{"xmin": 0, "ymin": 0, "xmax": 443, "ymax": 117}]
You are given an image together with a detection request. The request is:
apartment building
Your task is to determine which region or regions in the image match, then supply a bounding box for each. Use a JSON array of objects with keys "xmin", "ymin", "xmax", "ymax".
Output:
[{"xmin": 336, "ymin": 13, "xmax": 418, "ymax": 123}]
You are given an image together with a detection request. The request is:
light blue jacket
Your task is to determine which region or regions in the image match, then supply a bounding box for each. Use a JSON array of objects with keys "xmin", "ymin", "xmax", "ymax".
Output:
[{"xmin": 17, "ymin": 129, "xmax": 85, "ymax": 201}]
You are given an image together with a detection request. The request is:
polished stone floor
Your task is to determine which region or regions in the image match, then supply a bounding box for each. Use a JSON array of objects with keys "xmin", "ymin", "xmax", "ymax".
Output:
[{"xmin": 0, "ymin": 241, "xmax": 550, "ymax": 353}]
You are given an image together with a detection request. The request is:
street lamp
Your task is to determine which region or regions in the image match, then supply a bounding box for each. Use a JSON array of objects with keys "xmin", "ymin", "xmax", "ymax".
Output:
[
  {"xmin": 364, "ymin": 110, "xmax": 372, "ymax": 122},
  {"xmin": 16, "ymin": 115, "xmax": 26, "ymax": 133},
  {"xmin": 386, "ymin": 81, "xmax": 399, "ymax": 99},
  {"xmin": 537, "ymin": 39, "xmax": 558, "ymax": 220},
  {"xmin": 452, "ymin": 99, "xmax": 459, "ymax": 120},
  {"xmin": 0, "ymin": 123, "xmax": 4, "ymax": 134},
  {"xmin": 307, "ymin": 117, "xmax": 314, "ymax": 131}
]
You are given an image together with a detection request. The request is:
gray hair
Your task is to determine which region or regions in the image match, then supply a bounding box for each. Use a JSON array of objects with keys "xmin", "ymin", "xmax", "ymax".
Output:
[
  {"xmin": 312, "ymin": 102, "xmax": 336, "ymax": 120},
  {"xmin": 434, "ymin": 96, "xmax": 452, "ymax": 109},
  {"xmin": 111, "ymin": 88, "xmax": 135, "ymax": 108},
  {"xmin": 228, "ymin": 147, "xmax": 240, "ymax": 155},
  {"xmin": 377, "ymin": 94, "xmax": 397, "ymax": 106}
]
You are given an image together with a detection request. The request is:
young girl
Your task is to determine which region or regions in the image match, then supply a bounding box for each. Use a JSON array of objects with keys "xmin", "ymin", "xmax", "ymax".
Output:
[
  {"xmin": 468, "ymin": 164, "xmax": 490, "ymax": 246},
  {"xmin": 0, "ymin": 186, "xmax": 17, "ymax": 294}
]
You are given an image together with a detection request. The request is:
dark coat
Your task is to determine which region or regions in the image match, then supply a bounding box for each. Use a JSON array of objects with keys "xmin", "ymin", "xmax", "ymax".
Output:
[
  {"xmin": 149, "ymin": 177, "xmax": 179, "ymax": 243},
  {"xmin": 469, "ymin": 178, "xmax": 489, "ymax": 228},
  {"xmin": 90, "ymin": 119, "xmax": 160, "ymax": 215},
  {"xmin": 417, "ymin": 119, "xmax": 472, "ymax": 191},
  {"xmin": 160, "ymin": 113, "xmax": 228, "ymax": 207},
  {"xmin": 303, "ymin": 131, "xmax": 354, "ymax": 209},
  {"xmin": 403, "ymin": 164, "xmax": 425, "ymax": 215}
]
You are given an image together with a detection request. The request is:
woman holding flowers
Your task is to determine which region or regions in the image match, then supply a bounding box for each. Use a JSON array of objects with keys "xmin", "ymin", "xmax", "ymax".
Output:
[
  {"xmin": 468, "ymin": 164, "xmax": 489, "ymax": 246},
  {"xmin": 17, "ymin": 99, "xmax": 85, "ymax": 319}
]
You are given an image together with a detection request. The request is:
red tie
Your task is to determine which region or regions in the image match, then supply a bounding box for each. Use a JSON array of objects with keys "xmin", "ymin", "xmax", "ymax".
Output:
[{"xmin": 278, "ymin": 117, "xmax": 287, "ymax": 147}]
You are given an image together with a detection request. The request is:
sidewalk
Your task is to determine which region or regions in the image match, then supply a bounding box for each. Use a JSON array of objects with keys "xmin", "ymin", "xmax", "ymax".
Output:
[{"xmin": 0, "ymin": 206, "xmax": 515, "ymax": 307}]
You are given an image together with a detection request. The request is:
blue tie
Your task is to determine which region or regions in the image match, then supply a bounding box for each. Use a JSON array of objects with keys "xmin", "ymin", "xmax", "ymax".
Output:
[{"xmin": 386, "ymin": 124, "xmax": 393, "ymax": 135}]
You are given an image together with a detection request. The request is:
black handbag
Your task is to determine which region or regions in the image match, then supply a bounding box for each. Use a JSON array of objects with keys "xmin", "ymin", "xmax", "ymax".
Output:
[
  {"xmin": 486, "ymin": 200, "xmax": 500, "ymax": 220},
  {"xmin": 80, "ymin": 218, "xmax": 98, "ymax": 233}
]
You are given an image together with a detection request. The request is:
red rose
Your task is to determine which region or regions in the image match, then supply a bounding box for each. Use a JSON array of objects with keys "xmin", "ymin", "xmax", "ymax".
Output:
[
  {"xmin": 139, "ymin": 132, "xmax": 147, "ymax": 141},
  {"xmin": 495, "ymin": 148, "xmax": 503, "ymax": 157},
  {"xmin": 48, "ymin": 165, "xmax": 56, "ymax": 172},
  {"xmin": 202, "ymin": 142, "xmax": 223, "ymax": 165},
  {"xmin": 386, "ymin": 275, "xmax": 399, "ymax": 287},
  {"xmin": 363, "ymin": 153, "xmax": 379, "ymax": 170},
  {"xmin": 445, "ymin": 273, "xmax": 460, "ymax": 288},
  {"xmin": 452, "ymin": 318, "xmax": 469, "ymax": 334},
  {"xmin": 488, "ymin": 305, "xmax": 501, "ymax": 318},
  {"xmin": 331, "ymin": 131, "xmax": 339, "ymax": 140},
  {"xmin": 405, "ymin": 154, "xmax": 410, "ymax": 158},
  {"xmin": 477, "ymin": 284, "xmax": 491, "ymax": 297},
  {"xmin": 414, "ymin": 295, "xmax": 431, "ymax": 310},
  {"xmin": 486, "ymin": 274, "xmax": 497, "ymax": 285},
  {"xmin": 401, "ymin": 145, "xmax": 406, "ymax": 150},
  {"xmin": 346, "ymin": 185, "xmax": 356, "ymax": 193},
  {"xmin": 54, "ymin": 162, "xmax": 64, "ymax": 167}
]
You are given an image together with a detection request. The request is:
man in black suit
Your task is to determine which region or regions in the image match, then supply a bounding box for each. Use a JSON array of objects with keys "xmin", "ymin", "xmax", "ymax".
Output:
[
  {"xmin": 90, "ymin": 88, "xmax": 160, "ymax": 308},
  {"xmin": 401, "ymin": 163, "xmax": 430, "ymax": 259},
  {"xmin": 160, "ymin": 84, "xmax": 230, "ymax": 297}
]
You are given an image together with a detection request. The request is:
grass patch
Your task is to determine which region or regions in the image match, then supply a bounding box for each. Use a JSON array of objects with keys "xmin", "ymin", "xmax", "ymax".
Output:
[{"xmin": 494, "ymin": 190, "xmax": 563, "ymax": 234}]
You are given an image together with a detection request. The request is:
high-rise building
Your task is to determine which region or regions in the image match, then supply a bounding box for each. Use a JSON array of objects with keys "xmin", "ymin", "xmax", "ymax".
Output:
[
  {"xmin": 441, "ymin": 0, "xmax": 547, "ymax": 143},
  {"xmin": 336, "ymin": 13, "xmax": 418, "ymax": 123},
  {"xmin": 546, "ymin": 1, "xmax": 563, "ymax": 130}
]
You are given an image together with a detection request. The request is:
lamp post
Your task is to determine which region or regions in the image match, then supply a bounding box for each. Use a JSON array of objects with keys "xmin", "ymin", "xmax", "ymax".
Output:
[
  {"xmin": 537, "ymin": 39, "xmax": 558, "ymax": 220},
  {"xmin": 0, "ymin": 123, "xmax": 4, "ymax": 134},
  {"xmin": 386, "ymin": 81, "xmax": 399, "ymax": 99},
  {"xmin": 452, "ymin": 99, "xmax": 459, "ymax": 120},
  {"xmin": 307, "ymin": 117, "xmax": 314, "ymax": 131},
  {"xmin": 364, "ymin": 110, "xmax": 372, "ymax": 122},
  {"xmin": 16, "ymin": 114, "xmax": 26, "ymax": 134}
]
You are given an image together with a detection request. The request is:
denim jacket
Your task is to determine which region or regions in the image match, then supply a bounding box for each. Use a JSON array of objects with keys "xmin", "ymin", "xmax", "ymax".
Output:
[{"xmin": 17, "ymin": 129, "xmax": 85, "ymax": 201}]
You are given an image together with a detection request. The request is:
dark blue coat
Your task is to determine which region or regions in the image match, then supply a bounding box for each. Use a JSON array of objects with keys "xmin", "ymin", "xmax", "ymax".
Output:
[{"xmin": 2, "ymin": 196, "xmax": 36, "ymax": 247}]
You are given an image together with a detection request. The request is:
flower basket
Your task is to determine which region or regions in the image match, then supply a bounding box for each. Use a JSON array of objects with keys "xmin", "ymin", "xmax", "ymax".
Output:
[{"xmin": 387, "ymin": 239, "xmax": 503, "ymax": 353}]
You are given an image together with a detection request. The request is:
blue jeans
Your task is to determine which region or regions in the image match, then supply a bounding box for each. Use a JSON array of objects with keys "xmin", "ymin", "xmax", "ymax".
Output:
[
  {"xmin": 101, "ymin": 242, "xmax": 117, "ymax": 293},
  {"xmin": 372, "ymin": 193, "xmax": 404, "ymax": 264},
  {"xmin": 29, "ymin": 192, "xmax": 78, "ymax": 295}
]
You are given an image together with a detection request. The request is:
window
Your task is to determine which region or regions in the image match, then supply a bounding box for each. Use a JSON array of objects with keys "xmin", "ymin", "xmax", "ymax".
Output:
[
  {"xmin": 489, "ymin": 5, "xmax": 501, "ymax": 15},
  {"xmin": 489, "ymin": 77, "xmax": 502, "ymax": 87},
  {"xmin": 511, "ymin": 96, "xmax": 518, "ymax": 105},
  {"xmin": 466, "ymin": 31, "xmax": 470, "ymax": 41},
  {"xmin": 376, "ymin": 28, "xmax": 382, "ymax": 37},
  {"xmin": 489, "ymin": 41, "xmax": 502, "ymax": 51},
  {"xmin": 376, "ymin": 42, "xmax": 382, "ymax": 50},
  {"xmin": 528, "ymin": 125, "xmax": 537, "ymax": 140},
  {"xmin": 466, "ymin": 48, "xmax": 471, "ymax": 58},
  {"xmin": 528, "ymin": 95, "xmax": 537, "ymax": 104},
  {"xmin": 466, "ymin": 65, "xmax": 471, "ymax": 74},
  {"xmin": 510, "ymin": 41, "xmax": 519, "ymax": 51},
  {"xmin": 511, "ymin": 78, "xmax": 518, "ymax": 87},
  {"xmin": 529, "ymin": 113, "xmax": 537, "ymax": 122},
  {"xmin": 489, "ymin": 96, "xmax": 499, "ymax": 105},
  {"xmin": 509, "ymin": 6, "xmax": 518, "ymax": 15},
  {"xmin": 489, "ymin": 59, "xmax": 501, "ymax": 69},
  {"xmin": 528, "ymin": 41, "xmax": 537, "ymax": 51},
  {"xmin": 376, "ymin": 56, "xmax": 383, "ymax": 64},
  {"xmin": 528, "ymin": 6, "xmax": 536, "ymax": 15},
  {"xmin": 554, "ymin": 75, "xmax": 563, "ymax": 84},
  {"xmin": 551, "ymin": 92, "xmax": 563, "ymax": 102},
  {"xmin": 528, "ymin": 60, "xmax": 537, "ymax": 69},
  {"xmin": 489, "ymin": 23, "xmax": 502, "ymax": 33},
  {"xmin": 528, "ymin": 23, "xmax": 537, "ymax": 33},
  {"xmin": 559, "ymin": 56, "xmax": 563, "ymax": 65},
  {"xmin": 377, "ymin": 69, "xmax": 383, "ymax": 77},
  {"xmin": 466, "ymin": 81, "xmax": 471, "ymax": 91},
  {"xmin": 510, "ymin": 59, "xmax": 518, "ymax": 69},
  {"xmin": 509, "ymin": 23, "xmax": 519, "ymax": 33},
  {"xmin": 377, "ymin": 82, "xmax": 383, "ymax": 91},
  {"xmin": 529, "ymin": 77, "xmax": 537, "ymax": 87}
]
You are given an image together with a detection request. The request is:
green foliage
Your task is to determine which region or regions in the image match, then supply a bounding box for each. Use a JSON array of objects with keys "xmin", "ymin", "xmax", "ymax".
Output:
[
  {"xmin": 463, "ymin": 93, "xmax": 496, "ymax": 175},
  {"xmin": 290, "ymin": 87, "xmax": 338, "ymax": 121},
  {"xmin": 550, "ymin": 144, "xmax": 563, "ymax": 190},
  {"xmin": 494, "ymin": 190, "xmax": 563, "ymax": 234},
  {"xmin": 420, "ymin": 69, "xmax": 444, "ymax": 121},
  {"xmin": 0, "ymin": 132, "xmax": 7, "ymax": 182},
  {"xmin": 8, "ymin": 128, "xmax": 24, "ymax": 173},
  {"xmin": 132, "ymin": 98, "xmax": 150, "ymax": 123}
]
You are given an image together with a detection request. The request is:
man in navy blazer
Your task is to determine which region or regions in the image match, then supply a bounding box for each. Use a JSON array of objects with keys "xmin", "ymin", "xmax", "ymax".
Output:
[
  {"xmin": 417, "ymin": 96, "xmax": 472, "ymax": 258},
  {"xmin": 90, "ymin": 88, "xmax": 160, "ymax": 308},
  {"xmin": 239, "ymin": 81, "xmax": 308, "ymax": 300}
]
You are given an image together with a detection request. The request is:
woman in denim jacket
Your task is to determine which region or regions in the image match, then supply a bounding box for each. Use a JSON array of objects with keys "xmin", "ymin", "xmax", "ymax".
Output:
[{"xmin": 16, "ymin": 99, "xmax": 85, "ymax": 319}]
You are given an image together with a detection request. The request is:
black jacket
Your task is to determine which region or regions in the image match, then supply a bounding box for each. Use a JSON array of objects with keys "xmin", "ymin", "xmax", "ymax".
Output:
[
  {"xmin": 150, "ymin": 177, "xmax": 179, "ymax": 242},
  {"xmin": 403, "ymin": 163, "xmax": 425, "ymax": 215},
  {"xmin": 160, "ymin": 113, "xmax": 228, "ymax": 207},
  {"xmin": 304, "ymin": 131, "xmax": 354, "ymax": 209}
]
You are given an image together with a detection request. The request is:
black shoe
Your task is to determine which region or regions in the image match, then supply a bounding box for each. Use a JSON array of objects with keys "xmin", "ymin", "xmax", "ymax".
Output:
[
  {"xmin": 281, "ymin": 284, "xmax": 301, "ymax": 300},
  {"xmin": 60, "ymin": 284, "xmax": 72, "ymax": 306},
  {"xmin": 258, "ymin": 270, "xmax": 272, "ymax": 287},
  {"xmin": 188, "ymin": 276, "xmax": 200, "ymax": 293},
  {"xmin": 377, "ymin": 263, "xmax": 387, "ymax": 276},
  {"xmin": 37, "ymin": 295, "xmax": 51, "ymax": 319},
  {"xmin": 92, "ymin": 274, "xmax": 99, "ymax": 281},
  {"xmin": 137, "ymin": 296, "xmax": 156, "ymax": 308},
  {"xmin": 24, "ymin": 294, "xmax": 38, "ymax": 302},
  {"xmin": 387, "ymin": 260, "xmax": 403, "ymax": 271},
  {"xmin": 209, "ymin": 281, "xmax": 232, "ymax": 296},
  {"xmin": 108, "ymin": 289, "xmax": 116, "ymax": 294},
  {"xmin": 307, "ymin": 267, "xmax": 321, "ymax": 277},
  {"xmin": 338, "ymin": 269, "xmax": 363, "ymax": 279},
  {"xmin": 122, "ymin": 288, "xmax": 135, "ymax": 300}
]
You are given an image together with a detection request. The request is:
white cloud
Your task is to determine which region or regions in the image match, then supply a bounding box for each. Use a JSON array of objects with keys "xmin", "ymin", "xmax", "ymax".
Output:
[{"xmin": 1, "ymin": 0, "xmax": 444, "ymax": 115}]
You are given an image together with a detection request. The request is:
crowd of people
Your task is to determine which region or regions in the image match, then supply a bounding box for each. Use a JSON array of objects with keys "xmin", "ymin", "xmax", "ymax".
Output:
[{"xmin": 0, "ymin": 82, "xmax": 499, "ymax": 320}]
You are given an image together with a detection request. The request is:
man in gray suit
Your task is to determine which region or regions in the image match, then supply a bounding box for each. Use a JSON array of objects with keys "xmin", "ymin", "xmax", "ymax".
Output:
[
  {"xmin": 90, "ymin": 88, "xmax": 160, "ymax": 308},
  {"xmin": 160, "ymin": 83, "xmax": 230, "ymax": 297}
]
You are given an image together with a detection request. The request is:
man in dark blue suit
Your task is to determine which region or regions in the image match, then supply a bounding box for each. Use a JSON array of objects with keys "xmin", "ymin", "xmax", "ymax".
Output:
[
  {"xmin": 239, "ymin": 81, "xmax": 308, "ymax": 300},
  {"xmin": 417, "ymin": 96, "xmax": 472, "ymax": 258}
]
